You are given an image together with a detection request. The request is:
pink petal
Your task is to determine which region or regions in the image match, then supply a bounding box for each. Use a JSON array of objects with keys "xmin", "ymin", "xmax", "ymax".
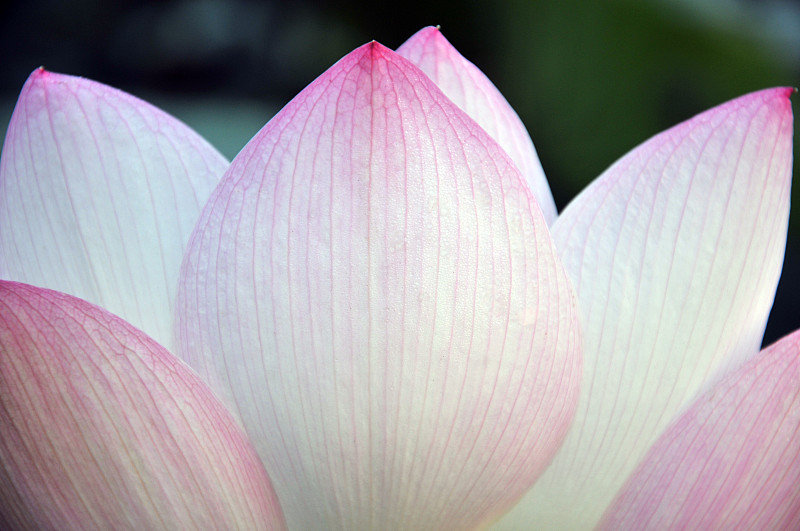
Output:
[
  {"xmin": 494, "ymin": 88, "xmax": 794, "ymax": 529},
  {"xmin": 0, "ymin": 69, "xmax": 227, "ymax": 351},
  {"xmin": 0, "ymin": 281, "xmax": 285, "ymax": 529},
  {"xmin": 397, "ymin": 27, "xmax": 557, "ymax": 224},
  {"xmin": 176, "ymin": 42, "xmax": 581, "ymax": 530},
  {"xmin": 598, "ymin": 329, "xmax": 800, "ymax": 530}
]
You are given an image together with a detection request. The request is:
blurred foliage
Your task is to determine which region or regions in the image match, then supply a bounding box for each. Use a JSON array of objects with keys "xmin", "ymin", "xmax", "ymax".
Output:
[{"xmin": 495, "ymin": 0, "xmax": 795, "ymax": 208}]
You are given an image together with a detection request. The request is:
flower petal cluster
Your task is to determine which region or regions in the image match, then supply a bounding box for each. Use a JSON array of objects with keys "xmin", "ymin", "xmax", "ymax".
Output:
[{"xmin": 0, "ymin": 26, "xmax": 796, "ymax": 530}]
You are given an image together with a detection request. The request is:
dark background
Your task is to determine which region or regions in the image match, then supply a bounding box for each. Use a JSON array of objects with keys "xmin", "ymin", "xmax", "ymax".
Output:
[{"xmin": 2, "ymin": 0, "xmax": 798, "ymax": 346}]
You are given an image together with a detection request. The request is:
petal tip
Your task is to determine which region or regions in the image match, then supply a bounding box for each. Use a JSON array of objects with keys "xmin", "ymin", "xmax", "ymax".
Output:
[
  {"xmin": 745, "ymin": 86, "xmax": 794, "ymax": 113},
  {"xmin": 19, "ymin": 67, "xmax": 49, "ymax": 95},
  {"xmin": 403, "ymin": 25, "xmax": 454, "ymax": 54},
  {"xmin": 414, "ymin": 25, "xmax": 444, "ymax": 40},
  {"xmin": 360, "ymin": 39, "xmax": 394, "ymax": 60},
  {"xmin": 24, "ymin": 67, "xmax": 68, "ymax": 90}
]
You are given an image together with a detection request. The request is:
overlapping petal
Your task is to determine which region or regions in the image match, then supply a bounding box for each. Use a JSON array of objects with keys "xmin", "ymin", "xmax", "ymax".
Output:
[
  {"xmin": 598, "ymin": 329, "xmax": 800, "ymax": 530},
  {"xmin": 0, "ymin": 281, "xmax": 285, "ymax": 530},
  {"xmin": 397, "ymin": 27, "xmax": 557, "ymax": 224},
  {"xmin": 0, "ymin": 69, "xmax": 227, "ymax": 351},
  {"xmin": 176, "ymin": 42, "xmax": 581, "ymax": 530},
  {"xmin": 495, "ymin": 88, "xmax": 794, "ymax": 529}
]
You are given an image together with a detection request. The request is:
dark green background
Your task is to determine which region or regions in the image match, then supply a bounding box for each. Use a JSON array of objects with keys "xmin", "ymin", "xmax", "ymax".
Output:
[{"xmin": 2, "ymin": 0, "xmax": 798, "ymax": 345}]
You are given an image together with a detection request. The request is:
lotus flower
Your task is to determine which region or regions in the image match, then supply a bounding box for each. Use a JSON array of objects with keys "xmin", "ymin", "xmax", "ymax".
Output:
[{"xmin": 0, "ymin": 26, "xmax": 797, "ymax": 530}]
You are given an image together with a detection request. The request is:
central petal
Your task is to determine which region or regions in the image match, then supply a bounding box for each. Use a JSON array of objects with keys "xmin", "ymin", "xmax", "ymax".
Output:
[{"xmin": 176, "ymin": 42, "xmax": 581, "ymax": 530}]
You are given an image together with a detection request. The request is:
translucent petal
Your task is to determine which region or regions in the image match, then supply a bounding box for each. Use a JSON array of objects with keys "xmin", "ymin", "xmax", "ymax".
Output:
[
  {"xmin": 0, "ymin": 69, "xmax": 227, "ymax": 351},
  {"xmin": 0, "ymin": 281, "xmax": 285, "ymax": 530},
  {"xmin": 176, "ymin": 42, "xmax": 581, "ymax": 530},
  {"xmin": 598, "ymin": 329, "xmax": 800, "ymax": 530},
  {"xmin": 397, "ymin": 27, "xmax": 557, "ymax": 224},
  {"xmin": 495, "ymin": 88, "xmax": 794, "ymax": 529}
]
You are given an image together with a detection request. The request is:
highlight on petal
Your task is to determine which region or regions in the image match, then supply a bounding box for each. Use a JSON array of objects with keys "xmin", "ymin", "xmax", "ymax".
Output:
[
  {"xmin": 0, "ymin": 281, "xmax": 285, "ymax": 530},
  {"xmin": 494, "ymin": 88, "xmax": 794, "ymax": 529},
  {"xmin": 598, "ymin": 329, "xmax": 800, "ymax": 530},
  {"xmin": 397, "ymin": 26, "xmax": 557, "ymax": 224},
  {"xmin": 176, "ymin": 42, "xmax": 581, "ymax": 530},
  {"xmin": 0, "ymin": 69, "xmax": 227, "ymax": 351}
]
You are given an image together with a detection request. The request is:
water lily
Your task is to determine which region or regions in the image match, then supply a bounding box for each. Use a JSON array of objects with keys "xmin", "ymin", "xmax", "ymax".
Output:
[{"xmin": 0, "ymin": 26, "xmax": 797, "ymax": 530}]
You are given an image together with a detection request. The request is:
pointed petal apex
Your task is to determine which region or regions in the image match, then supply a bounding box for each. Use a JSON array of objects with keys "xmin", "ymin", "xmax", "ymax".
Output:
[
  {"xmin": 494, "ymin": 87, "xmax": 793, "ymax": 529},
  {"xmin": 178, "ymin": 42, "xmax": 580, "ymax": 530},
  {"xmin": 398, "ymin": 27, "xmax": 557, "ymax": 224},
  {"xmin": 0, "ymin": 69, "xmax": 227, "ymax": 350}
]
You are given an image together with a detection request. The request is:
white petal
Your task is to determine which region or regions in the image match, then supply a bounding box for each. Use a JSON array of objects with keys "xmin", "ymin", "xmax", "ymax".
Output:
[
  {"xmin": 495, "ymin": 88, "xmax": 794, "ymax": 529},
  {"xmin": 398, "ymin": 27, "xmax": 557, "ymax": 224},
  {"xmin": 177, "ymin": 42, "xmax": 581, "ymax": 530},
  {"xmin": 0, "ymin": 69, "xmax": 227, "ymax": 350}
]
